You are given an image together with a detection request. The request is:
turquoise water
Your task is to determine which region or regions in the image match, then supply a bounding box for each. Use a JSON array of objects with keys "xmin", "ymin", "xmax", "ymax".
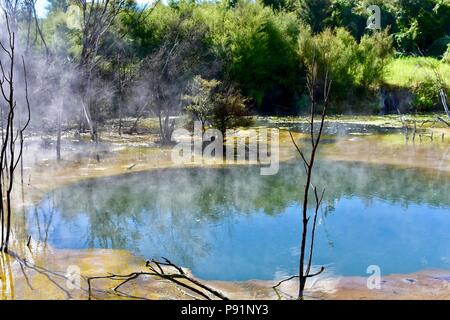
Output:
[{"xmin": 27, "ymin": 160, "xmax": 450, "ymax": 280}]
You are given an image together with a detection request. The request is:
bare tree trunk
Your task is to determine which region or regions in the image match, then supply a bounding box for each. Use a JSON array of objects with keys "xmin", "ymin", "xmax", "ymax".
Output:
[
  {"xmin": 158, "ymin": 110, "xmax": 165, "ymax": 143},
  {"xmin": 30, "ymin": 0, "xmax": 49, "ymax": 57},
  {"xmin": 0, "ymin": 13, "xmax": 31, "ymax": 251},
  {"xmin": 128, "ymin": 103, "xmax": 148, "ymax": 134},
  {"xmin": 157, "ymin": 109, "xmax": 174, "ymax": 145},
  {"xmin": 287, "ymin": 62, "xmax": 331, "ymax": 300},
  {"xmin": 81, "ymin": 99, "xmax": 95, "ymax": 140},
  {"xmin": 77, "ymin": 0, "xmax": 126, "ymax": 142}
]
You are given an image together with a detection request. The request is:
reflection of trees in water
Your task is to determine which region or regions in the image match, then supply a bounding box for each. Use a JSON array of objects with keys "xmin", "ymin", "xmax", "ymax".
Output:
[
  {"xmin": 30, "ymin": 195, "xmax": 55, "ymax": 248},
  {"xmin": 0, "ymin": 252, "xmax": 14, "ymax": 299},
  {"xmin": 86, "ymin": 209, "xmax": 130, "ymax": 249},
  {"xmin": 29, "ymin": 161, "xmax": 450, "ymax": 262}
]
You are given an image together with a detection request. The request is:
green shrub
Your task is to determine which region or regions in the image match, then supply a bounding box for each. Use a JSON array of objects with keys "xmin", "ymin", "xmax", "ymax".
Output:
[
  {"xmin": 199, "ymin": 0, "xmax": 300, "ymax": 110},
  {"xmin": 384, "ymin": 57, "xmax": 450, "ymax": 87},
  {"xmin": 298, "ymin": 27, "xmax": 358, "ymax": 100},
  {"xmin": 298, "ymin": 27, "xmax": 393, "ymax": 101},
  {"xmin": 411, "ymin": 77, "xmax": 441, "ymax": 112},
  {"xmin": 355, "ymin": 29, "xmax": 394, "ymax": 89}
]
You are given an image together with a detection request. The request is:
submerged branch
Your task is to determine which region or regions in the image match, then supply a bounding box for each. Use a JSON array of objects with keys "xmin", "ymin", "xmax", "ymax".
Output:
[{"xmin": 87, "ymin": 258, "xmax": 229, "ymax": 300}]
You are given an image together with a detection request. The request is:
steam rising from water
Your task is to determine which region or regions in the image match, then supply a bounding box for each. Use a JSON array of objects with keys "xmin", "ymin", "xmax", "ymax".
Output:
[{"xmin": 27, "ymin": 161, "xmax": 450, "ymax": 280}]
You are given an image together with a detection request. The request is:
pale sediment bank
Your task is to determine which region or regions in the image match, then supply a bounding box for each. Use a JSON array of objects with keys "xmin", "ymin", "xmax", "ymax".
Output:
[{"xmin": 2, "ymin": 246, "xmax": 450, "ymax": 300}]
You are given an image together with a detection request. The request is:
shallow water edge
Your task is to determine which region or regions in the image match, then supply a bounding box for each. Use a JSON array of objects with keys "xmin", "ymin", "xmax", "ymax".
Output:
[{"xmin": 3, "ymin": 127, "xmax": 449, "ymax": 300}]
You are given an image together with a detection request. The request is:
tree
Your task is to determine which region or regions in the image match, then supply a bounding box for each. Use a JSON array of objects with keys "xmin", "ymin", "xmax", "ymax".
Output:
[
  {"xmin": 206, "ymin": 1, "xmax": 299, "ymax": 112},
  {"xmin": 113, "ymin": 53, "xmax": 135, "ymax": 136},
  {"xmin": 416, "ymin": 51, "xmax": 450, "ymax": 120},
  {"xmin": 296, "ymin": 0, "xmax": 332, "ymax": 33},
  {"xmin": 261, "ymin": 0, "xmax": 291, "ymax": 11},
  {"xmin": 46, "ymin": 0, "xmax": 70, "ymax": 13},
  {"xmin": 298, "ymin": 27, "xmax": 356, "ymax": 101},
  {"xmin": 136, "ymin": 10, "xmax": 214, "ymax": 144},
  {"xmin": 209, "ymin": 84, "xmax": 251, "ymax": 140},
  {"xmin": 297, "ymin": 26, "xmax": 393, "ymax": 105},
  {"xmin": 282, "ymin": 56, "xmax": 331, "ymax": 300},
  {"xmin": 394, "ymin": 0, "xmax": 450, "ymax": 55},
  {"xmin": 355, "ymin": 29, "xmax": 393, "ymax": 89},
  {"xmin": 327, "ymin": 0, "xmax": 366, "ymax": 40},
  {"xmin": 183, "ymin": 76, "xmax": 252, "ymax": 147},
  {"xmin": 273, "ymin": 33, "xmax": 334, "ymax": 300},
  {"xmin": 77, "ymin": 0, "xmax": 126, "ymax": 141},
  {"xmin": 99, "ymin": 28, "xmax": 138, "ymax": 136},
  {"xmin": 295, "ymin": 61, "xmax": 330, "ymax": 300},
  {"xmin": 183, "ymin": 75, "xmax": 220, "ymax": 133},
  {"xmin": 0, "ymin": 10, "xmax": 31, "ymax": 252}
]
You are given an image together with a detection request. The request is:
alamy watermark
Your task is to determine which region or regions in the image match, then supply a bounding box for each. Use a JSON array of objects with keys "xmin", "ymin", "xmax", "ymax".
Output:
[
  {"xmin": 366, "ymin": 265, "xmax": 381, "ymax": 290},
  {"xmin": 66, "ymin": 265, "xmax": 81, "ymax": 290},
  {"xmin": 171, "ymin": 122, "xmax": 279, "ymax": 175},
  {"xmin": 366, "ymin": 5, "xmax": 381, "ymax": 30}
]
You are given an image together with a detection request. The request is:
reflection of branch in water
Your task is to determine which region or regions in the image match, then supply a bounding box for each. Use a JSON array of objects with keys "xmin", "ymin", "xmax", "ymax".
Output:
[
  {"xmin": 87, "ymin": 257, "xmax": 228, "ymax": 300},
  {"xmin": 17, "ymin": 258, "xmax": 34, "ymax": 291},
  {"xmin": 43, "ymin": 195, "xmax": 56, "ymax": 245},
  {"xmin": 5, "ymin": 250, "xmax": 134, "ymax": 300},
  {"xmin": 30, "ymin": 194, "xmax": 56, "ymax": 248},
  {"xmin": 9, "ymin": 250, "xmax": 73, "ymax": 299},
  {"xmin": 33, "ymin": 207, "xmax": 42, "ymax": 242},
  {"xmin": 320, "ymin": 200, "xmax": 335, "ymax": 248}
]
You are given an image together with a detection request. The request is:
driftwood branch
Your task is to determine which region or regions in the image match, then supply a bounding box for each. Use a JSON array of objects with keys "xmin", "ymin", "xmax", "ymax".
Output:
[{"xmin": 87, "ymin": 258, "xmax": 228, "ymax": 300}]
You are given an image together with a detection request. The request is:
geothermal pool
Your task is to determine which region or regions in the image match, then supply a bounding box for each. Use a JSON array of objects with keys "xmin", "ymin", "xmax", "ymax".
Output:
[{"xmin": 27, "ymin": 160, "xmax": 450, "ymax": 281}]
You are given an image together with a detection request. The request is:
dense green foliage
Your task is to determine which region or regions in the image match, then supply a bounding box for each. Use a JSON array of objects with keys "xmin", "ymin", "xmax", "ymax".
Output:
[
  {"xmin": 184, "ymin": 76, "xmax": 251, "ymax": 135},
  {"xmin": 298, "ymin": 27, "xmax": 393, "ymax": 100},
  {"xmin": 385, "ymin": 57, "xmax": 450, "ymax": 111},
  {"xmin": 111, "ymin": 0, "xmax": 398, "ymax": 112},
  {"xmin": 13, "ymin": 0, "xmax": 450, "ymax": 131}
]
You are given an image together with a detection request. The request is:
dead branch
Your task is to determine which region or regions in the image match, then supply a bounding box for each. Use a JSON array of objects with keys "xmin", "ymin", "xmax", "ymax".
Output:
[
  {"xmin": 284, "ymin": 56, "xmax": 331, "ymax": 300},
  {"xmin": 87, "ymin": 258, "xmax": 229, "ymax": 300},
  {"xmin": 272, "ymin": 275, "xmax": 299, "ymax": 290},
  {"xmin": 0, "ymin": 9, "xmax": 31, "ymax": 252}
]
